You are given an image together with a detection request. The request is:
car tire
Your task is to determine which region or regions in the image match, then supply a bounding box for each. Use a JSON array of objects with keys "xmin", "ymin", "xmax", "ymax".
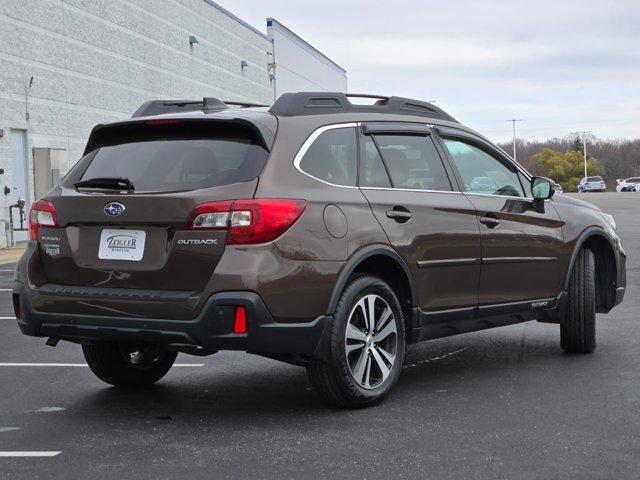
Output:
[
  {"xmin": 306, "ymin": 276, "xmax": 406, "ymax": 408},
  {"xmin": 561, "ymin": 248, "xmax": 596, "ymax": 354},
  {"xmin": 82, "ymin": 343, "xmax": 178, "ymax": 387}
]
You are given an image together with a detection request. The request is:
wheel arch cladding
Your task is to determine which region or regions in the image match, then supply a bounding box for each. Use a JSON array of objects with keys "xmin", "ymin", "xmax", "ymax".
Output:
[
  {"xmin": 328, "ymin": 246, "xmax": 417, "ymax": 326},
  {"xmin": 566, "ymin": 229, "xmax": 618, "ymax": 312}
]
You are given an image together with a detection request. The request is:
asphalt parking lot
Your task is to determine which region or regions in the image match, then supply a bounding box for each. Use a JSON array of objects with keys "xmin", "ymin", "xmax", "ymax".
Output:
[{"xmin": 0, "ymin": 192, "xmax": 638, "ymax": 480}]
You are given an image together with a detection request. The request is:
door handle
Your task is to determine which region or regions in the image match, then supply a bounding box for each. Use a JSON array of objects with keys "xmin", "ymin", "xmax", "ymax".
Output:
[
  {"xmin": 479, "ymin": 216, "xmax": 500, "ymax": 228},
  {"xmin": 386, "ymin": 207, "xmax": 412, "ymax": 222}
]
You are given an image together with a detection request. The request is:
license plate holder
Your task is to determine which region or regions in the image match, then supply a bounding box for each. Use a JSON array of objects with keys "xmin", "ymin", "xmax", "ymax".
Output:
[{"xmin": 98, "ymin": 229, "xmax": 146, "ymax": 261}]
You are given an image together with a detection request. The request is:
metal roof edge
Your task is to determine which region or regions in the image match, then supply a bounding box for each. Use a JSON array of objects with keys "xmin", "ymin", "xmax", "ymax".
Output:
[
  {"xmin": 201, "ymin": 0, "xmax": 268, "ymax": 40},
  {"xmin": 267, "ymin": 18, "xmax": 347, "ymax": 75}
]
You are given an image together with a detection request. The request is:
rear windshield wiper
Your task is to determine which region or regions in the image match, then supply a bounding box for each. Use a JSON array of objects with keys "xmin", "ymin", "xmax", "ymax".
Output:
[{"xmin": 74, "ymin": 177, "xmax": 135, "ymax": 191}]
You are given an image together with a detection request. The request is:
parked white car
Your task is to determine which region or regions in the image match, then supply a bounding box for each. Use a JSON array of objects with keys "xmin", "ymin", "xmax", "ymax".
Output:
[
  {"xmin": 552, "ymin": 181, "xmax": 564, "ymax": 194},
  {"xmin": 616, "ymin": 177, "xmax": 640, "ymax": 192}
]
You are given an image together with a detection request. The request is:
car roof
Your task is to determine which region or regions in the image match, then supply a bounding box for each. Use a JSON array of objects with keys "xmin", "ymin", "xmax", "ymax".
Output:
[{"xmin": 92, "ymin": 93, "xmax": 510, "ymax": 161}]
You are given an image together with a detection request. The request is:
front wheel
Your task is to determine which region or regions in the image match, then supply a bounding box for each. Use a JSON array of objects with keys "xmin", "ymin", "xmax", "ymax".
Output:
[
  {"xmin": 306, "ymin": 276, "xmax": 406, "ymax": 408},
  {"xmin": 82, "ymin": 343, "xmax": 177, "ymax": 387},
  {"xmin": 561, "ymin": 248, "xmax": 596, "ymax": 353}
]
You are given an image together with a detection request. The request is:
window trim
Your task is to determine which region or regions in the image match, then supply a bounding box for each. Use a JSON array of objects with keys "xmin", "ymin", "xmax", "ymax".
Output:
[{"xmin": 293, "ymin": 122, "xmax": 359, "ymax": 189}]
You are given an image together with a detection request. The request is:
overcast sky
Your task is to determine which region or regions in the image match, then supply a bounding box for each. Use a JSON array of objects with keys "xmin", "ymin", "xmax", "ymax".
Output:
[{"xmin": 217, "ymin": 0, "xmax": 639, "ymax": 143}]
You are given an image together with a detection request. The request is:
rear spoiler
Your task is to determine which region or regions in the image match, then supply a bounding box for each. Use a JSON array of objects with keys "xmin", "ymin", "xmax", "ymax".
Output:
[
  {"xmin": 131, "ymin": 98, "xmax": 269, "ymax": 118},
  {"xmin": 83, "ymin": 117, "xmax": 275, "ymax": 155}
]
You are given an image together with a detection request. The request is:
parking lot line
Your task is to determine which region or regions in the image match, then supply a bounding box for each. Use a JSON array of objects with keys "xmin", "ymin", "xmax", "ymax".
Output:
[
  {"xmin": 0, "ymin": 289, "xmax": 12, "ymax": 292},
  {"xmin": 0, "ymin": 363, "xmax": 204, "ymax": 367},
  {"xmin": 0, "ymin": 452, "xmax": 61, "ymax": 457},
  {"xmin": 0, "ymin": 317, "xmax": 16, "ymax": 320}
]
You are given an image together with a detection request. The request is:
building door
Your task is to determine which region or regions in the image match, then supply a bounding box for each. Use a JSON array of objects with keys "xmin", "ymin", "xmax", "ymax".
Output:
[{"xmin": 10, "ymin": 129, "xmax": 29, "ymax": 241}]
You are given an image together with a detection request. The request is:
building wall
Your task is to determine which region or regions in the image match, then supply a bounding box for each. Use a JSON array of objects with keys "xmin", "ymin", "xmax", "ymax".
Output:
[
  {"xmin": 267, "ymin": 18, "xmax": 347, "ymax": 99},
  {"xmin": 0, "ymin": 0, "xmax": 274, "ymax": 245}
]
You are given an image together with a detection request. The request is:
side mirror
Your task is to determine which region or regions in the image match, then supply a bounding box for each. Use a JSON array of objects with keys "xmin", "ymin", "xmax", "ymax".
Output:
[{"xmin": 531, "ymin": 177, "xmax": 554, "ymax": 200}]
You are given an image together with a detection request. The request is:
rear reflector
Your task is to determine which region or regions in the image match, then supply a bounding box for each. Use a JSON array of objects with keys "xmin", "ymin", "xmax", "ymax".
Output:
[
  {"xmin": 28, "ymin": 200, "xmax": 59, "ymax": 241},
  {"xmin": 185, "ymin": 199, "xmax": 306, "ymax": 245},
  {"xmin": 12, "ymin": 294, "xmax": 22, "ymax": 321},
  {"xmin": 233, "ymin": 306, "xmax": 247, "ymax": 334}
]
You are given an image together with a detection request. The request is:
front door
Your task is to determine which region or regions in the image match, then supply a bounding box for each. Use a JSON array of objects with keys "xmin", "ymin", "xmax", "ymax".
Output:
[
  {"xmin": 438, "ymin": 132, "xmax": 565, "ymax": 306},
  {"xmin": 358, "ymin": 125, "xmax": 481, "ymax": 314}
]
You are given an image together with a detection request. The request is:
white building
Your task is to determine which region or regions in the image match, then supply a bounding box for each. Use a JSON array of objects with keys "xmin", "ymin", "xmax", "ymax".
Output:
[
  {"xmin": 0, "ymin": 0, "xmax": 347, "ymax": 245},
  {"xmin": 267, "ymin": 18, "xmax": 347, "ymax": 99}
]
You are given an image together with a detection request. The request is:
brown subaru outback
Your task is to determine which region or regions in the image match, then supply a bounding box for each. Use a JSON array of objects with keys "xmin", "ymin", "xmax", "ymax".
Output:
[{"xmin": 13, "ymin": 93, "xmax": 626, "ymax": 407}]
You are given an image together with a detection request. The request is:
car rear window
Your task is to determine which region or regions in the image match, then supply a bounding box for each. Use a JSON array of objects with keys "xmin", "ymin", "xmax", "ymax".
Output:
[
  {"xmin": 587, "ymin": 176, "xmax": 603, "ymax": 182},
  {"xmin": 64, "ymin": 121, "xmax": 269, "ymax": 193}
]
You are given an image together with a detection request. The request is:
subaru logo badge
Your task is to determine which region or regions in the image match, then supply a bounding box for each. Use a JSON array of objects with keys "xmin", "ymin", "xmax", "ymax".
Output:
[{"xmin": 104, "ymin": 202, "xmax": 125, "ymax": 216}]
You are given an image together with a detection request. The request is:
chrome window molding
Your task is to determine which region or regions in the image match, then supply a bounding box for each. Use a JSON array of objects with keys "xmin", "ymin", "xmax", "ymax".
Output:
[
  {"xmin": 291, "ymin": 121, "xmax": 540, "ymax": 200},
  {"xmin": 361, "ymin": 186, "xmax": 463, "ymax": 195},
  {"xmin": 292, "ymin": 122, "xmax": 360, "ymax": 189}
]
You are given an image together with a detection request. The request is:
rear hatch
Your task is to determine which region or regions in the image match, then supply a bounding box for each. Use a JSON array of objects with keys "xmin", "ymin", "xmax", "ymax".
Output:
[{"xmin": 33, "ymin": 118, "xmax": 271, "ymax": 294}]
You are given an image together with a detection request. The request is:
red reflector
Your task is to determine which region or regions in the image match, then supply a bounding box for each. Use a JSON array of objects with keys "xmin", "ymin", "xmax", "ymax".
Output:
[
  {"xmin": 233, "ymin": 306, "xmax": 247, "ymax": 334},
  {"xmin": 12, "ymin": 294, "xmax": 23, "ymax": 321}
]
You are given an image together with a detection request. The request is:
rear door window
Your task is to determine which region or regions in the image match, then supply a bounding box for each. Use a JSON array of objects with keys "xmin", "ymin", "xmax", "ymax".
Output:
[
  {"xmin": 297, "ymin": 127, "xmax": 357, "ymax": 186},
  {"xmin": 360, "ymin": 136, "xmax": 392, "ymax": 188},
  {"xmin": 372, "ymin": 135, "xmax": 452, "ymax": 191},
  {"xmin": 65, "ymin": 121, "xmax": 269, "ymax": 193}
]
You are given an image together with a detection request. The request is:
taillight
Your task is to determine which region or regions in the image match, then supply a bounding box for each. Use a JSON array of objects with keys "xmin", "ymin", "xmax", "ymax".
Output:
[
  {"xmin": 185, "ymin": 199, "xmax": 306, "ymax": 245},
  {"xmin": 28, "ymin": 200, "xmax": 59, "ymax": 241}
]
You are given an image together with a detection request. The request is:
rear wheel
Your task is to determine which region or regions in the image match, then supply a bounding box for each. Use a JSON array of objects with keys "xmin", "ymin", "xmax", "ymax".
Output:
[
  {"xmin": 307, "ymin": 276, "xmax": 406, "ymax": 408},
  {"xmin": 561, "ymin": 248, "xmax": 596, "ymax": 353},
  {"xmin": 82, "ymin": 343, "xmax": 177, "ymax": 387}
]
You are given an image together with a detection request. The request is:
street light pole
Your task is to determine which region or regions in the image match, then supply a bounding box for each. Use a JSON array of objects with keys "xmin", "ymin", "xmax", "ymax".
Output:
[
  {"xmin": 507, "ymin": 119, "xmax": 522, "ymax": 162},
  {"xmin": 578, "ymin": 131, "xmax": 590, "ymax": 178},
  {"xmin": 583, "ymin": 135, "xmax": 587, "ymax": 178}
]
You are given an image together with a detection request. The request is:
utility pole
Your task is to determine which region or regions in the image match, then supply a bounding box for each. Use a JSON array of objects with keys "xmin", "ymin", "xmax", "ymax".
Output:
[
  {"xmin": 578, "ymin": 131, "xmax": 590, "ymax": 178},
  {"xmin": 507, "ymin": 119, "xmax": 522, "ymax": 162}
]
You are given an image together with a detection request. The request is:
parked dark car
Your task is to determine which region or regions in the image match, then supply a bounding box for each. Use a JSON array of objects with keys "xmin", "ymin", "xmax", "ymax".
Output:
[
  {"xmin": 13, "ymin": 93, "xmax": 626, "ymax": 407},
  {"xmin": 578, "ymin": 176, "xmax": 606, "ymax": 192}
]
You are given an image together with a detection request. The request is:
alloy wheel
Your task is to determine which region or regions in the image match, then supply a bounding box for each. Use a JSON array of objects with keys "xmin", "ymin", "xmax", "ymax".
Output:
[{"xmin": 345, "ymin": 294, "xmax": 398, "ymax": 389}]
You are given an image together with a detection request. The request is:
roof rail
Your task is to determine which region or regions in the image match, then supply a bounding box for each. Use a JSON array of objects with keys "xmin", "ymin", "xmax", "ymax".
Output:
[
  {"xmin": 131, "ymin": 97, "xmax": 268, "ymax": 118},
  {"xmin": 268, "ymin": 92, "xmax": 457, "ymax": 122}
]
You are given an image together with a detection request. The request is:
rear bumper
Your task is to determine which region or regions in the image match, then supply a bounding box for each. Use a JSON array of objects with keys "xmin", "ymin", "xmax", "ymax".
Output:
[{"xmin": 13, "ymin": 281, "xmax": 332, "ymax": 362}]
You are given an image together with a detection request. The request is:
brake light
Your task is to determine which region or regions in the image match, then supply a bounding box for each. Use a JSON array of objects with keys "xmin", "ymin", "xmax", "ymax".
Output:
[
  {"xmin": 185, "ymin": 199, "xmax": 306, "ymax": 245},
  {"xmin": 145, "ymin": 119, "xmax": 182, "ymax": 126},
  {"xmin": 28, "ymin": 200, "xmax": 59, "ymax": 241}
]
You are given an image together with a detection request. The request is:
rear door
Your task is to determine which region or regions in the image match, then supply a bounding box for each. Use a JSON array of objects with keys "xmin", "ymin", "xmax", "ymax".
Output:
[
  {"xmin": 38, "ymin": 119, "xmax": 270, "ymax": 293},
  {"xmin": 435, "ymin": 128, "xmax": 565, "ymax": 306},
  {"xmin": 358, "ymin": 123, "xmax": 481, "ymax": 314}
]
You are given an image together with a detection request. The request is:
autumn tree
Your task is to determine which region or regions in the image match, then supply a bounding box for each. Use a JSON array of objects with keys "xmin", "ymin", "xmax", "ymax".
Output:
[{"xmin": 532, "ymin": 148, "xmax": 605, "ymax": 192}]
